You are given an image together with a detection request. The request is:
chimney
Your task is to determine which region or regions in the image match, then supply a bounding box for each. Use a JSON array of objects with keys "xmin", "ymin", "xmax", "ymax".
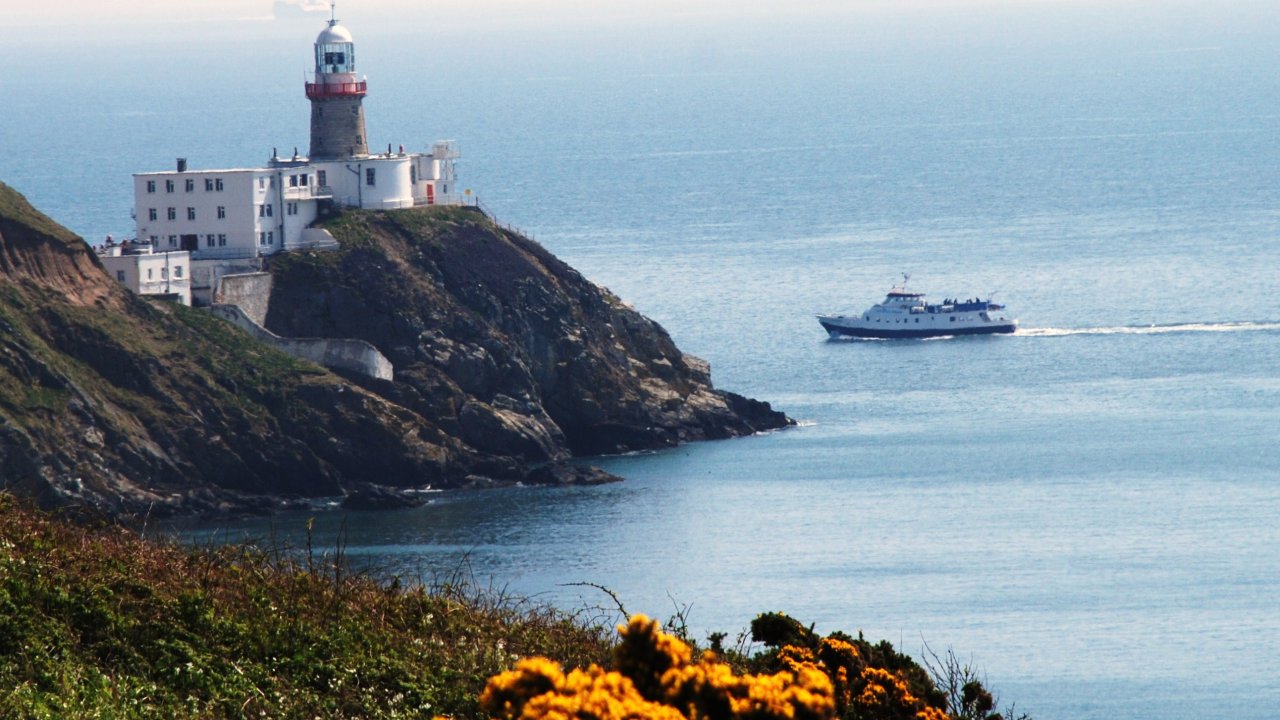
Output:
[{"xmin": 176, "ymin": 158, "xmax": 188, "ymax": 172}]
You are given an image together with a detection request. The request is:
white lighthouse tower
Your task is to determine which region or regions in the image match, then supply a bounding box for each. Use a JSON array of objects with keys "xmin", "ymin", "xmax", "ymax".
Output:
[
  {"xmin": 129, "ymin": 6, "xmax": 466, "ymax": 304},
  {"xmin": 306, "ymin": 4, "xmax": 369, "ymax": 159}
]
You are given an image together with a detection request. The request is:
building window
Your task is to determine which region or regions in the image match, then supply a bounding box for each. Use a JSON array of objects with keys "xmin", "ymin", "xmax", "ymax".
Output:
[
  {"xmin": 206, "ymin": 235, "xmax": 214, "ymax": 247},
  {"xmin": 299, "ymin": 174, "xmax": 309, "ymax": 187},
  {"xmin": 217, "ymin": 206, "xmax": 226, "ymax": 219},
  {"xmin": 218, "ymin": 234, "xmax": 226, "ymax": 246},
  {"xmin": 317, "ymin": 170, "xmax": 326, "ymax": 187},
  {"xmin": 366, "ymin": 168, "xmax": 376, "ymax": 186},
  {"xmin": 116, "ymin": 270, "xmax": 125, "ymax": 282},
  {"xmin": 161, "ymin": 267, "xmax": 168, "ymax": 279},
  {"xmin": 205, "ymin": 178, "xmax": 214, "ymax": 191},
  {"xmin": 287, "ymin": 202, "xmax": 298, "ymax": 215},
  {"xmin": 259, "ymin": 232, "xmax": 266, "ymax": 245},
  {"xmin": 167, "ymin": 207, "xmax": 176, "ymax": 220},
  {"xmin": 148, "ymin": 208, "xmax": 158, "ymax": 221},
  {"xmin": 174, "ymin": 266, "xmax": 183, "ymax": 278},
  {"xmin": 267, "ymin": 231, "xmax": 274, "ymax": 244},
  {"xmin": 147, "ymin": 268, "xmax": 153, "ymax": 280},
  {"xmin": 187, "ymin": 207, "xmax": 196, "ymax": 220},
  {"xmin": 265, "ymin": 204, "xmax": 273, "ymax": 217},
  {"xmin": 165, "ymin": 179, "xmax": 174, "ymax": 193},
  {"xmin": 185, "ymin": 179, "xmax": 194, "ymax": 192},
  {"xmin": 146, "ymin": 180, "xmax": 156, "ymax": 193},
  {"xmin": 289, "ymin": 174, "xmax": 298, "ymax": 187},
  {"xmin": 411, "ymin": 166, "xmax": 417, "ymax": 184},
  {"xmin": 269, "ymin": 176, "xmax": 276, "ymax": 189},
  {"xmin": 168, "ymin": 235, "xmax": 177, "ymax": 248},
  {"xmin": 215, "ymin": 178, "xmax": 224, "ymax": 191},
  {"xmin": 149, "ymin": 235, "xmax": 158, "ymax": 244},
  {"xmin": 258, "ymin": 178, "xmax": 265, "ymax": 190}
]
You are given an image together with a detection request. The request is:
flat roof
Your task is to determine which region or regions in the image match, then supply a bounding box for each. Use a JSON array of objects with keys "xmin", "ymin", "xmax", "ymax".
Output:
[{"xmin": 134, "ymin": 167, "xmax": 265, "ymax": 177}]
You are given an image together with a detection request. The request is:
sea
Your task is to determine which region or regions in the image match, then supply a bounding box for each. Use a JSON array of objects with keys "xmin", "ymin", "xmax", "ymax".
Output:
[{"xmin": 5, "ymin": 2, "xmax": 1280, "ymax": 717}]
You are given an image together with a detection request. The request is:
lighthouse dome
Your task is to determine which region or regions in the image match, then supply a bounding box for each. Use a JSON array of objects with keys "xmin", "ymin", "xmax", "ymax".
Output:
[{"xmin": 317, "ymin": 22, "xmax": 353, "ymax": 45}]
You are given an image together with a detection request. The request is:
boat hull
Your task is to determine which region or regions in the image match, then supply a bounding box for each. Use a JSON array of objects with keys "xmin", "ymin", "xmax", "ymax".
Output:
[{"xmin": 818, "ymin": 317, "xmax": 1017, "ymax": 339}]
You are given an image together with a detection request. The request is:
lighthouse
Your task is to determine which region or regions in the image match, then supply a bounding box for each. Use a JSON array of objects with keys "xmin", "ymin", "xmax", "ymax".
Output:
[
  {"xmin": 306, "ymin": 5, "xmax": 369, "ymax": 159},
  {"xmin": 130, "ymin": 6, "xmax": 464, "ymax": 305}
]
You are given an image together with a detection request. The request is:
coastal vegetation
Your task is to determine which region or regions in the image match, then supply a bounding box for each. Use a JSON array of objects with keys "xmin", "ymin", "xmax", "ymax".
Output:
[
  {"xmin": 0, "ymin": 495, "xmax": 1021, "ymax": 720},
  {"xmin": 0, "ymin": 494, "xmax": 612, "ymax": 718}
]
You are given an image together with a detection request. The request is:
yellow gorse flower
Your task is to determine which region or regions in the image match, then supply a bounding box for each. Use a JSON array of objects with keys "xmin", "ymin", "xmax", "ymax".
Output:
[
  {"xmin": 851, "ymin": 666, "xmax": 938, "ymax": 720},
  {"xmin": 477, "ymin": 615, "xmax": 953, "ymax": 720},
  {"xmin": 479, "ymin": 615, "xmax": 840, "ymax": 720},
  {"xmin": 661, "ymin": 652, "xmax": 835, "ymax": 720},
  {"xmin": 775, "ymin": 645, "xmax": 817, "ymax": 674},
  {"xmin": 816, "ymin": 638, "xmax": 859, "ymax": 669}
]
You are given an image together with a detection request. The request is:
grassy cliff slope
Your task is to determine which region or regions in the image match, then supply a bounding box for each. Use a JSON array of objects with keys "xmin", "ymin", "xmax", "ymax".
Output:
[
  {"xmin": 0, "ymin": 495, "xmax": 1024, "ymax": 720},
  {"xmin": 0, "ymin": 494, "xmax": 612, "ymax": 718},
  {"xmin": 0, "ymin": 181, "xmax": 470, "ymax": 516}
]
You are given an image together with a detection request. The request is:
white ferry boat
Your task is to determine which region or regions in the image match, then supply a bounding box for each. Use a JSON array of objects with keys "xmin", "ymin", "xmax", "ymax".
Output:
[{"xmin": 818, "ymin": 277, "xmax": 1016, "ymax": 339}]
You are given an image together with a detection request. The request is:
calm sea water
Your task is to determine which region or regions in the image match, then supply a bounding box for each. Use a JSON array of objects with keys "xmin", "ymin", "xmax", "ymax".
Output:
[{"xmin": 8, "ymin": 5, "xmax": 1280, "ymax": 718}]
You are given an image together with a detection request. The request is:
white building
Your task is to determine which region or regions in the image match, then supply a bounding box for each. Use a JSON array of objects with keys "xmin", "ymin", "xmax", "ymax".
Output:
[
  {"xmin": 97, "ymin": 239, "xmax": 192, "ymax": 306},
  {"xmin": 128, "ymin": 10, "xmax": 462, "ymax": 304}
]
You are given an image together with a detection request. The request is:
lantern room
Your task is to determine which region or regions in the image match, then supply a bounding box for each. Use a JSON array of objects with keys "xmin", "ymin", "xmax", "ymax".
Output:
[{"xmin": 315, "ymin": 22, "xmax": 355, "ymax": 76}]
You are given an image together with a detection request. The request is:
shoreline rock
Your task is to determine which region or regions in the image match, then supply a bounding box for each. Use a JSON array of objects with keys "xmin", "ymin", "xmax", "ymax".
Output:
[{"xmin": 524, "ymin": 463, "xmax": 623, "ymax": 487}]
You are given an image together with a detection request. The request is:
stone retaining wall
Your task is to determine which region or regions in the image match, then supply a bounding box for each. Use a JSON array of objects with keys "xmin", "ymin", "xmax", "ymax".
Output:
[
  {"xmin": 207, "ymin": 303, "xmax": 393, "ymax": 381},
  {"xmin": 214, "ymin": 272, "xmax": 273, "ymax": 325}
]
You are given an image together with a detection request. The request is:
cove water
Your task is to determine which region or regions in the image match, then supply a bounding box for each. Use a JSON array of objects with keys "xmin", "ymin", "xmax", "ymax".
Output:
[{"xmin": 7, "ymin": 4, "xmax": 1280, "ymax": 718}]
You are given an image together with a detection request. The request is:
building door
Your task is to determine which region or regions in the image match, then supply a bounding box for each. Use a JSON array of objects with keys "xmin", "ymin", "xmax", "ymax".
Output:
[
  {"xmin": 426, "ymin": 184, "xmax": 435, "ymax": 205},
  {"xmin": 180, "ymin": 234, "xmax": 198, "ymax": 252}
]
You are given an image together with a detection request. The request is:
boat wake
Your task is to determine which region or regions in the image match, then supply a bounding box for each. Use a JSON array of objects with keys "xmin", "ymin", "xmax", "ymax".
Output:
[{"xmin": 1019, "ymin": 321, "xmax": 1280, "ymax": 337}]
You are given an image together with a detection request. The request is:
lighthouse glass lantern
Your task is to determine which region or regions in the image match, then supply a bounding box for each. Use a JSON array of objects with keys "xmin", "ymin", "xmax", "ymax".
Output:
[{"xmin": 316, "ymin": 32, "xmax": 354, "ymax": 75}]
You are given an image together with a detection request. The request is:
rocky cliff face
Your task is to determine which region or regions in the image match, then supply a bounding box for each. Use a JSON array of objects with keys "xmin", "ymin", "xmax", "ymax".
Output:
[
  {"xmin": 0, "ymin": 182, "xmax": 789, "ymax": 517},
  {"xmin": 0, "ymin": 182, "xmax": 472, "ymax": 516},
  {"xmin": 263, "ymin": 206, "xmax": 790, "ymax": 466}
]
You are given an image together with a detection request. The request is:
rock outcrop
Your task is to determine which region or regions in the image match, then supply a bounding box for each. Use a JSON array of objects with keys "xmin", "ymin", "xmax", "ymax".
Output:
[
  {"xmin": 0, "ymin": 182, "xmax": 469, "ymax": 516},
  {"xmin": 0, "ymin": 182, "xmax": 789, "ymax": 517},
  {"xmin": 263, "ymin": 206, "xmax": 791, "ymax": 463}
]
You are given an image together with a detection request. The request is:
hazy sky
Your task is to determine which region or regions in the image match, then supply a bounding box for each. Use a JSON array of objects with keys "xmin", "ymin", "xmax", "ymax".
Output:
[
  {"xmin": 14, "ymin": 0, "xmax": 865, "ymax": 26},
  {"xmin": 11, "ymin": 0, "xmax": 1278, "ymax": 63},
  {"xmin": 15, "ymin": 0, "xmax": 948, "ymax": 23},
  {"xmin": 7, "ymin": 0, "xmax": 1222, "ymax": 30},
  {"xmin": 13, "ymin": 0, "xmax": 1276, "ymax": 38}
]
